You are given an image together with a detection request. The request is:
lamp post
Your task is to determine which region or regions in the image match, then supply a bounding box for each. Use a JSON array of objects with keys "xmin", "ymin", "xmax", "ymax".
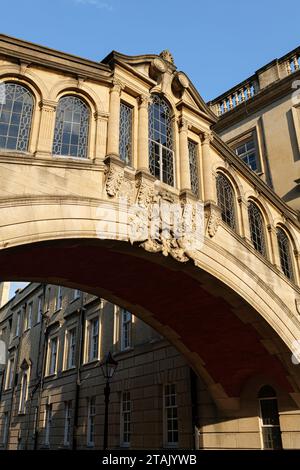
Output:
[{"xmin": 100, "ymin": 352, "xmax": 118, "ymax": 450}]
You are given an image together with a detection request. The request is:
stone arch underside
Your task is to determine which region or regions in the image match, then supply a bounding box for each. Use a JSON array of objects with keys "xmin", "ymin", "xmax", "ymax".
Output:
[
  {"xmin": 0, "ymin": 198, "xmax": 299, "ymax": 408},
  {"xmin": 0, "ymin": 233, "xmax": 298, "ymax": 409}
]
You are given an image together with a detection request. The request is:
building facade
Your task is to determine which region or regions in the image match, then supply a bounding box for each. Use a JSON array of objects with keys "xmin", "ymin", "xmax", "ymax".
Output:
[
  {"xmin": 0, "ymin": 282, "xmax": 207, "ymax": 450},
  {"xmin": 208, "ymin": 46, "xmax": 300, "ymax": 211},
  {"xmin": 0, "ymin": 36, "xmax": 300, "ymax": 450}
]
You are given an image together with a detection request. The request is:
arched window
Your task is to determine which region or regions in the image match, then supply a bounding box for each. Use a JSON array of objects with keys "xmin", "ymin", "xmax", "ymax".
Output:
[
  {"xmin": 258, "ymin": 385, "xmax": 282, "ymax": 449},
  {"xmin": 277, "ymin": 228, "xmax": 294, "ymax": 280},
  {"xmin": 216, "ymin": 173, "xmax": 236, "ymax": 230},
  {"xmin": 148, "ymin": 95, "xmax": 174, "ymax": 186},
  {"xmin": 0, "ymin": 82, "xmax": 34, "ymax": 152},
  {"xmin": 248, "ymin": 202, "xmax": 266, "ymax": 256},
  {"xmin": 52, "ymin": 96, "xmax": 89, "ymax": 158}
]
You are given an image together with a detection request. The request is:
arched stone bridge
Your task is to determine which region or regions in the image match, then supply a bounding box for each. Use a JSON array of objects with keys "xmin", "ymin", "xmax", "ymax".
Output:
[{"xmin": 1, "ymin": 35, "xmax": 300, "ymax": 417}]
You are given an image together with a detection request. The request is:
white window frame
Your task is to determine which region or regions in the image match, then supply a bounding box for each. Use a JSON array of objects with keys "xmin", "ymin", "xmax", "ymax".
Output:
[
  {"xmin": 56, "ymin": 286, "xmax": 63, "ymax": 311},
  {"xmin": 47, "ymin": 336, "xmax": 59, "ymax": 376},
  {"xmin": 37, "ymin": 295, "xmax": 43, "ymax": 323},
  {"xmin": 85, "ymin": 315, "xmax": 100, "ymax": 363},
  {"xmin": 87, "ymin": 396, "xmax": 96, "ymax": 447},
  {"xmin": 258, "ymin": 396, "xmax": 282, "ymax": 450},
  {"xmin": 120, "ymin": 309, "xmax": 132, "ymax": 351},
  {"xmin": 19, "ymin": 370, "xmax": 29, "ymax": 414},
  {"xmin": 15, "ymin": 310, "xmax": 21, "ymax": 337},
  {"xmin": 64, "ymin": 401, "xmax": 72, "ymax": 447},
  {"xmin": 72, "ymin": 289, "xmax": 81, "ymax": 301},
  {"xmin": 5, "ymin": 356, "xmax": 15, "ymax": 390},
  {"xmin": 44, "ymin": 403, "xmax": 52, "ymax": 446},
  {"xmin": 120, "ymin": 391, "xmax": 131, "ymax": 447},
  {"xmin": 25, "ymin": 302, "xmax": 33, "ymax": 330},
  {"xmin": 65, "ymin": 327, "xmax": 76, "ymax": 370},
  {"xmin": 163, "ymin": 383, "xmax": 179, "ymax": 448}
]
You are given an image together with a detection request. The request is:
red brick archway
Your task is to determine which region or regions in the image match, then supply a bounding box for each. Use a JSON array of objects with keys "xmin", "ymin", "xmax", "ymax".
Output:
[{"xmin": 0, "ymin": 238, "xmax": 293, "ymax": 402}]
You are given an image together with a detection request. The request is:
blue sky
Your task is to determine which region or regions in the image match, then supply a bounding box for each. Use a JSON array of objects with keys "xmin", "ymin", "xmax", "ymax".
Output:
[
  {"xmin": 1, "ymin": 0, "xmax": 300, "ymax": 101},
  {"xmin": 2, "ymin": 0, "xmax": 300, "ymax": 297}
]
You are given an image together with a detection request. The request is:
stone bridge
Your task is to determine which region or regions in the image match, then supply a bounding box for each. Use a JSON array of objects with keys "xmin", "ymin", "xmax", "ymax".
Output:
[{"xmin": 1, "ymin": 35, "xmax": 300, "ymax": 419}]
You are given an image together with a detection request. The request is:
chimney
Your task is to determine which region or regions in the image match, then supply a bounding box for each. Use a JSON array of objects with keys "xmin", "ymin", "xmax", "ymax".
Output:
[{"xmin": 0, "ymin": 282, "xmax": 10, "ymax": 308}]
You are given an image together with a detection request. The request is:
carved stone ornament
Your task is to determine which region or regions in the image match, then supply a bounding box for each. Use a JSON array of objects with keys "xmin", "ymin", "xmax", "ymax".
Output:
[
  {"xmin": 295, "ymin": 298, "xmax": 300, "ymax": 315},
  {"xmin": 159, "ymin": 49, "xmax": 174, "ymax": 64},
  {"xmin": 140, "ymin": 233, "xmax": 190, "ymax": 263},
  {"xmin": 207, "ymin": 211, "xmax": 221, "ymax": 238},
  {"xmin": 205, "ymin": 203, "xmax": 221, "ymax": 238},
  {"xmin": 152, "ymin": 57, "xmax": 167, "ymax": 74},
  {"xmin": 104, "ymin": 164, "xmax": 124, "ymax": 197}
]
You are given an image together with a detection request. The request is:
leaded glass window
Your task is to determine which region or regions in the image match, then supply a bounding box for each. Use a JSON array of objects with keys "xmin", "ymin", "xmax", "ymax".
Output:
[
  {"xmin": 258, "ymin": 386, "xmax": 282, "ymax": 450},
  {"xmin": 52, "ymin": 96, "xmax": 89, "ymax": 158},
  {"xmin": 0, "ymin": 82, "xmax": 34, "ymax": 152},
  {"xmin": 216, "ymin": 174, "xmax": 236, "ymax": 230},
  {"xmin": 149, "ymin": 95, "xmax": 174, "ymax": 186},
  {"xmin": 119, "ymin": 102, "xmax": 132, "ymax": 165},
  {"xmin": 248, "ymin": 202, "xmax": 266, "ymax": 256},
  {"xmin": 188, "ymin": 140, "xmax": 199, "ymax": 195},
  {"xmin": 277, "ymin": 228, "xmax": 294, "ymax": 280}
]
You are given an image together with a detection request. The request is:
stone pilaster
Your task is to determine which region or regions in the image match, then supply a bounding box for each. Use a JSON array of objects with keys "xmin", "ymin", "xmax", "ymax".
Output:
[
  {"xmin": 238, "ymin": 196, "xmax": 252, "ymax": 241},
  {"xmin": 267, "ymin": 224, "xmax": 282, "ymax": 269},
  {"xmin": 94, "ymin": 111, "xmax": 109, "ymax": 163},
  {"xmin": 106, "ymin": 79, "xmax": 124, "ymax": 158},
  {"xmin": 201, "ymin": 132, "xmax": 216, "ymax": 203},
  {"xmin": 178, "ymin": 118, "xmax": 192, "ymax": 192},
  {"xmin": 137, "ymin": 94, "xmax": 150, "ymax": 172},
  {"xmin": 35, "ymin": 100, "xmax": 57, "ymax": 157}
]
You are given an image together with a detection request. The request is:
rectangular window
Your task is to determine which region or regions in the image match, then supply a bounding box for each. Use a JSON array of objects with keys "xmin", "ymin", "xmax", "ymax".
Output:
[
  {"xmin": 19, "ymin": 372, "xmax": 28, "ymax": 414},
  {"xmin": 48, "ymin": 337, "xmax": 58, "ymax": 375},
  {"xmin": 37, "ymin": 295, "xmax": 43, "ymax": 323},
  {"xmin": 87, "ymin": 396, "xmax": 96, "ymax": 447},
  {"xmin": 88, "ymin": 317, "xmax": 99, "ymax": 362},
  {"xmin": 25, "ymin": 302, "xmax": 33, "ymax": 330},
  {"xmin": 66, "ymin": 328, "xmax": 76, "ymax": 369},
  {"xmin": 188, "ymin": 140, "xmax": 199, "ymax": 195},
  {"xmin": 5, "ymin": 357, "xmax": 14, "ymax": 390},
  {"xmin": 64, "ymin": 401, "xmax": 72, "ymax": 447},
  {"xmin": 72, "ymin": 289, "xmax": 81, "ymax": 301},
  {"xmin": 235, "ymin": 139, "xmax": 258, "ymax": 171},
  {"xmin": 121, "ymin": 309, "xmax": 132, "ymax": 351},
  {"xmin": 44, "ymin": 403, "xmax": 52, "ymax": 446},
  {"xmin": 119, "ymin": 102, "xmax": 133, "ymax": 165},
  {"xmin": 120, "ymin": 391, "xmax": 131, "ymax": 447},
  {"xmin": 15, "ymin": 310, "xmax": 21, "ymax": 337},
  {"xmin": 164, "ymin": 384, "xmax": 178, "ymax": 447},
  {"xmin": 2, "ymin": 412, "xmax": 8, "ymax": 445},
  {"xmin": 56, "ymin": 286, "xmax": 63, "ymax": 310}
]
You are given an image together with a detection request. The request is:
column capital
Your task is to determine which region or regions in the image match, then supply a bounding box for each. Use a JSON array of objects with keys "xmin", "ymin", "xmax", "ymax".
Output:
[
  {"xmin": 111, "ymin": 78, "xmax": 125, "ymax": 95},
  {"xmin": 201, "ymin": 131, "xmax": 213, "ymax": 145},
  {"xmin": 94, "ymin": 111, "xmax": 109, "ymax": 121},
  {"xmin": 138, "ymin": 94, "xmax": 151, "ymax": 109},
  {"xmin": 38, "ymin": 99, "xmax": 57, "ymax": 112},
  {"xmin": 177, "ymin": 117, "xmax": 190, "ymax": 132}
]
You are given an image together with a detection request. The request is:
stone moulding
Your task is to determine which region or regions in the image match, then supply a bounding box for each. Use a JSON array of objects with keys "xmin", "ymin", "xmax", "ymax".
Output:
[{"xmin": 205, "ymin": 202, "xmax": 222, "ymax": 238}]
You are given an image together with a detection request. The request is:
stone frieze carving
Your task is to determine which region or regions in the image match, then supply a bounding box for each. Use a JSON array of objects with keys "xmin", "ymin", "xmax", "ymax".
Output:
[{"xmin": 104, "ymin": 164, "xmax": 124, "ymax": 197}]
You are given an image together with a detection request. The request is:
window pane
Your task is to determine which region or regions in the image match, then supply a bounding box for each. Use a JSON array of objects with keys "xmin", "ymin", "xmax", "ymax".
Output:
[
  {"xmin": 0, "ymin": 82, "xmax": 33, "ymax": 152},
  {"xmin": 119, "ymin": 103, "xmax": 132, "ymax": 165},
  {"xmin": 52, "ymin": 96, "xmax": 89, "ymax": 158},
  {"xmin": 216, "ymin": 174, "xmax": 236, "ymax": 230}
]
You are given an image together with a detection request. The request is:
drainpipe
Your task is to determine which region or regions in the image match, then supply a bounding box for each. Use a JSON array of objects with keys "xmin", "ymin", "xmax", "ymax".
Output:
[
  {"xmin": 33, "ymin": 283, "xmax": 49, "ymax": 450},
  {"xmin": 6, "ymin": 302, "xmax": 26, "ymax": 449},
  {"xmin": 72, "ymin": 291, "xmax": 85, "ymax": 450},
  {"xmin": 189, "ymin": 368, "xmax": 199, "ymax": 450}
]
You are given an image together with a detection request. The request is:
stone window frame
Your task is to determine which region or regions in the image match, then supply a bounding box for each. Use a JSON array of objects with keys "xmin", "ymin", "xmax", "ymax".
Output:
[
  {"xmin": 46, "ymin": 334, "xmax": 59, "ymax": 377},
  {"xmin": 163, "ymin": 383, "xmax": 179, "ymax": 448},
  {"xmin": 226, "ymin": 127, "xmax": 264, "ymax": 175},
  {"xmin": 63, "ymin": 324, "xmax": 77, "ymax": 371}
]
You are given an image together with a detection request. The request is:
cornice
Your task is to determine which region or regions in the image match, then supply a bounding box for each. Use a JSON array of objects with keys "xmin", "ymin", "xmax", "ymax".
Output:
[
  {"xmin": 212, "ymin": 134, "xmax": 300, "ymax": 227},
  {"xmin": 0, "ymin": 34, "xmax": 111, "ymax": 83}
]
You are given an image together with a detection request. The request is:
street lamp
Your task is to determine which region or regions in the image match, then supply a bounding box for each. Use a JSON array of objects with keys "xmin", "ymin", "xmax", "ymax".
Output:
[{"xmin": 100, "ymin": 352, "xmax": 118, "ymax": 450}]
